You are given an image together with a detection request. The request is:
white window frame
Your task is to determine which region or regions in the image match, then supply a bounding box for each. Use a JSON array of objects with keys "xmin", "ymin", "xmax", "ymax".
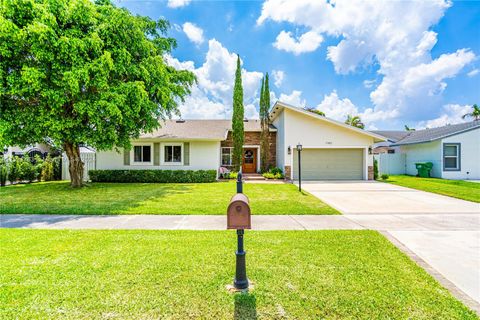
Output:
[
  {"xmin": 221, "ymin": 147, "xmax": 233, "ymax": 166},
  {"xmin": 161, "ymin": 142, "xmax": 184, "ymax": 166},
  {"xmin": 443, "ymin": 143, "xmax": 461, "ymax": 171},
  {"xmin": 130, "ymin": 143, "xmax": 153, "ymax": 165}
]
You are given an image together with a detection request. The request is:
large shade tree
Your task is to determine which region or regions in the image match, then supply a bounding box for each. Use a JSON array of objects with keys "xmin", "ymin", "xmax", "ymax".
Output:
[{"xmin": 0, "ymin": 0, "xmax": 195, "ymax": 187}]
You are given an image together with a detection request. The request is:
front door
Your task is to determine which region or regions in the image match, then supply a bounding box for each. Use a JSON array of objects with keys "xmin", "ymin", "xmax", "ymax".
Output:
[{"xmin": 242, "ymin": 148, "xmax": 257, "ymax": 173}]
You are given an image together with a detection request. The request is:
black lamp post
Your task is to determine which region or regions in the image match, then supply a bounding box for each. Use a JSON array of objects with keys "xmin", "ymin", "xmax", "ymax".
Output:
[{"xmin": 297, "ymin": 143, "xmax": 302, "ymax": 192}]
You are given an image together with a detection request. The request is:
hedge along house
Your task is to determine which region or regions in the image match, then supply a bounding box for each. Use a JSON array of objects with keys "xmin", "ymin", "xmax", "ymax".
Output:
[
  {"xmin": 95, "ymin": 119, "xmax": 277, "ymax": 176},
  {"xmin": 94, "ymin": 101, "xmax": 385, "ymax": 180}
]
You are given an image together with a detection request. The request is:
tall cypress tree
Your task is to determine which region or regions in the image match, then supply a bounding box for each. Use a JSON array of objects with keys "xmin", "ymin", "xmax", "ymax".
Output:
[
  {"xmin": 260, "ymin": 73, "xmax": 270, "ymax": 172},
  {"xmin": 232, "ymin": 55, "xmax": 244, "ymax": 172}
]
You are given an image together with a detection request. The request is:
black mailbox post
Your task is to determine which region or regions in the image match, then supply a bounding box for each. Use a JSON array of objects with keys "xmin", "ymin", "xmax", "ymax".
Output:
[{"xmin": 226, "ymin": 172, "xmax": 250, "ymax": 290}]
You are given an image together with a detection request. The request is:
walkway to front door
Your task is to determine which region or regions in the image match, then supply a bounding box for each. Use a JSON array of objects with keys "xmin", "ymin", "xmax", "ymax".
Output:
[{"xmin": 242, "ymin": 148, "xmax": 257, "ymax": 173}]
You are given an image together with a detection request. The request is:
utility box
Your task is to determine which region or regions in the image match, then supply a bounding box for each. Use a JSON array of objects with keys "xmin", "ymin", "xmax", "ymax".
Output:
[{"xmin": 227, "ymin": 193, "xmax": 251, "ymax": 229}]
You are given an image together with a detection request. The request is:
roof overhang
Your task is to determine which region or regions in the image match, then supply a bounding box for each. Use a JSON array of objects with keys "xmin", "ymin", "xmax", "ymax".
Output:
[
  {"xmin": 391, "ymin": 125, "xmax": 480, "ymax": 146},
  {"xmin": 269, "ymin": 101, "xmax": 387, "ymax": 143}
]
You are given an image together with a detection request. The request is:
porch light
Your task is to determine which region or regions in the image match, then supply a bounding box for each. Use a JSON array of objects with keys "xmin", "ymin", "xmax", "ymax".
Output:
[
  {"xmin": 296, "ymin": 143, "xmax": 302, "ymax": 192},
  {"xmin": 287, "ymin": 146, "xmax": 291, "ymax": 155}
]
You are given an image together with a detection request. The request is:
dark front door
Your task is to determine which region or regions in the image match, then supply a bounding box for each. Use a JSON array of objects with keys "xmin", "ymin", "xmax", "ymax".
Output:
[{"xmin": 242, "ymin": 148, "xmax": 256, "ymax": 173}]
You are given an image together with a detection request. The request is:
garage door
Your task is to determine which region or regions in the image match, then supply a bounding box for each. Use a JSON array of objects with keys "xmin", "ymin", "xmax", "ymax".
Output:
[{"xmin": 292, "ymin": 148, "xmax": 364, "ymax": 180}]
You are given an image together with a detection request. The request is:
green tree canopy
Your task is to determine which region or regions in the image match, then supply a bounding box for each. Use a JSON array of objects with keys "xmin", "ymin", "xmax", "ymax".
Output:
[
  {"xmin": 0, "ymin": 0, "xmax": 195, "ymax": 186},
  {"xmin": 231, "ymin": 55, "xmax": 244, "ymax": 172},
  {"xmin": 462, "ymin": 104, "xmax": 480, "ymax": 121},
  {"xmin": 345, "ymin": 115, "xmax": 365, "ymax": 129}
]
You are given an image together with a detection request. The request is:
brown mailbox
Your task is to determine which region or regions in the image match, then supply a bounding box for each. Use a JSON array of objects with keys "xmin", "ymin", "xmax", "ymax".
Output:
[{"xmin": 227, "ymin": 193, "xmax": 251, "ymax": 229}]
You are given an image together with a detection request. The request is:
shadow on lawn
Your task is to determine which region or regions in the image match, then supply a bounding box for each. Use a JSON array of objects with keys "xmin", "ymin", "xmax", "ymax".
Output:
[
  {"xmin": 0, "ymin": 181, "xmax": 196, "ymax": 215},
  {"xmin": 234, "ymin": 293, "xmax": 257, "ymax": 320}
]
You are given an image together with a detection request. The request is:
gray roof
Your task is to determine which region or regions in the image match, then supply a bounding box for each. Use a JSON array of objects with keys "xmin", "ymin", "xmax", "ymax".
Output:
[
  {"xmin": 370, "ymin": 130, "xmax": 411, "ymax": 142},
  {"xmin": 391, "ymin": 121, "xmax": 480, "ymax": 146},
  {"xmin": 140, "ymin": 119, "xmax": 276, "ymax": 140}
]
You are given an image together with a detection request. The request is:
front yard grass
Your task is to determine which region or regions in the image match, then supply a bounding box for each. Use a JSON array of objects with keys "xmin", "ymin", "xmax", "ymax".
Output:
[
  {"xmin": 0, "ymin": 181, "xmax": 339, "ymax": 215},
  {"xmin": 0, "ymin": 229, "xmax": 476, "ymax": 319},
  {"xmin": 383, "ymin": 175, "xmax": 480, "ymax": 203}
]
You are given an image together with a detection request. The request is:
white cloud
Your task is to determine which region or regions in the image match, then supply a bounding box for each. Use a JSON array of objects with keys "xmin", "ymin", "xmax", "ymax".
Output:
[
  {"xmin": 316, "ymin": 91, "xmax": 398, "ymax": 128},
  {"xmin": 182, "ymin": 22, "xmax": 204, "ymax": 45},
  {"xmin": 258, "ymin": 0, "xmax": 476, "ymax": 126},
  {"xmin": 273, "ymin": 30, "xmax": 323, "ymax": 55},
  {"xmin": 316, "ymin": 91, "xmax": 358, "ymax": 122},
  {"xmin": 467, "ymin": 69, "xmax": 479, "ymax": 77},
  {"xmin": 272, "ymin": 70, "xmax": 285, "ymax": 87},
  {"xmin": 363, "ymin": 79, "xmax": 376, "ymax": 89},
  {"xmin": 164, "ymin": 39, "xmax": 263, "ymax": 119},
  {"xmin": 416, "ymin": 104, "xmax": 472, "ymax": 128},
  {"xmin": 167, "ymin": 0, "xmax": 191, "ymax": 8},
  {"xmin": 278, "ymin": 90, "xmax": 306, "ymax": 107}
]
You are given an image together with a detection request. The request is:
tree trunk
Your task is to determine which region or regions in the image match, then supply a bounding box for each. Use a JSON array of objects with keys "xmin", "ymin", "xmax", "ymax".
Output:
[{"xmin": 64, "ymin": 142, "xmax": 84, "ymax": 188}]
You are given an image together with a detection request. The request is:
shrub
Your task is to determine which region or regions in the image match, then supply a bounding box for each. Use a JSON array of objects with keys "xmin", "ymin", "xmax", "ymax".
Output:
[
  {"xmin": 381, "ymin": 173, "xmax": 389, "ymax": 180},
  {"xmin": 0, "ymin": 159, "xmax": 7, "ymax": 187},
  {"xmin": 373, "ymin": 159, "xmax": 379, "ymax": 180},
  {"xmin": 41, "ymin": 155, "xmax": 55, "ymax": 181},
  {"xmin": 222, "ymin": 172, "xmax": 238, "ymax": 180},
  {"xmin": 52, "ymin": 156, "xmax": 62, "ymax": 180},
  {"xmin": 7, "ymin": 156, "xmax": 20, "ymax": 184},
  {"xmin": 262, "ymin": 167, "xmax": 284, "ymax": 179},
  {"xmin": 18, "ymin": 158, "xmax": 36, "ymax": 182},
  {"xmin": 89, "ymin": 169, "xmax": 217, "ymax": 183},
  {"xmin": 269, "ymin": 167, "xmax": 283, "ymax": 175}
]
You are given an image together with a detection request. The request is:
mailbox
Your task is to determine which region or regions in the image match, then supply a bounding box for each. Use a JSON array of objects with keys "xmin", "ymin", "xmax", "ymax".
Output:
[{"xmin": 227, "ymin": 193, "xmax": 251, "ymax": 229}]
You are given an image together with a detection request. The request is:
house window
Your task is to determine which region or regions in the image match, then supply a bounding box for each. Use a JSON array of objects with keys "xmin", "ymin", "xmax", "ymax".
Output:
[
  {"xmin": 133, "ymin": 145, "xmax": 152, "ymax": 163},
  {"xmin": 443, "ymin": 143, "xmax": 460, "ymax": 171},
  {"xmin": 221, "ymin": 147, "xmax": 232, "ymax": 166},
  {"xmin": 163, "ymin": 144, "xmax": 182, "ymax": 164}
]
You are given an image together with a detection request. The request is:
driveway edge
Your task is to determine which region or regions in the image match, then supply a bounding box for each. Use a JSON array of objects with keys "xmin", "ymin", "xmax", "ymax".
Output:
[{"xmin": 380, "ymin": 231, "xmax": 480, "ymax": 315}]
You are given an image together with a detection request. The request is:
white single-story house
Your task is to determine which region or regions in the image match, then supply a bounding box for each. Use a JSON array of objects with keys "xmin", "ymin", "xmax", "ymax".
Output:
[
  {"xmin": 382, "ymin": 120, "xmax": 480, "ymax": 180},
  {"xmin": 95, "ymin": 101, "xmax": 385, "ymax": 180}
]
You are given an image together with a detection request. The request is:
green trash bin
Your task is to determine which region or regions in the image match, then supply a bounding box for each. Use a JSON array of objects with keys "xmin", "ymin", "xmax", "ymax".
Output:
[{"xmin": 415, "ymin": 162, "xmax": 433, "ymax": 177}]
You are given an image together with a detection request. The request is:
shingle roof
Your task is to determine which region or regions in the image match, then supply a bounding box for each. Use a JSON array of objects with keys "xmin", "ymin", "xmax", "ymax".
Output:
[
  {"xmin": 370, "ymin": 130, "xmax": 411, "ymax": 142},
  {"xmin": 140, "ymin": 119, "xmax": 276, "ymax": 140},
  {"xmin": 391, "ymin": 121, "xmax": 480, "ymax": 146}
]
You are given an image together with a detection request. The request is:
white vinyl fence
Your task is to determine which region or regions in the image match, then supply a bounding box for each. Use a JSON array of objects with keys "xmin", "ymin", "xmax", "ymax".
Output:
[
  {"xmin": 62, "ymin": 152, "xmax": 96, "ymax": 181},
  {"xmin": 374, "ymin": 153, "xmax": 406, "ymax": 175}
]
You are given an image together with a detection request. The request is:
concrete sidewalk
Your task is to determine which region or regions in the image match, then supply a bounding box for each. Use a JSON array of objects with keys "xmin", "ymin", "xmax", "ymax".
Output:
[{"xmin": 1, "ymin": 213, "xmax": 479, "ymax": 231}]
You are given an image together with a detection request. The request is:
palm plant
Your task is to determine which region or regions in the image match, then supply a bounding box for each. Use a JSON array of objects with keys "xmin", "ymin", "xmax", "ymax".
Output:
[
  {"xmin": 462, "ymin": 104, "xmax": 480, "ymax": 121},
  {"xmin": 305, "ymin": 108, "xmax": 326, "ymax": 116},
  {"xmin": 345, "ymin": 115, "xmax": 365, "ymax": 129}
]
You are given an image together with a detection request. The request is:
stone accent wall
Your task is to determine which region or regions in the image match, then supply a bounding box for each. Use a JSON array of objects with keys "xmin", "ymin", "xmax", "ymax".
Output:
[
  {"xmin": 368, "ymin": 165, "xmax": 374, "ymax": 180},
  {"xmin": 284, "ymin": 165, "xmax": 291, "ymax": 180},
  {"xmin": 221, "ymin": 131, "xmax": 277, "ymax": 169}
]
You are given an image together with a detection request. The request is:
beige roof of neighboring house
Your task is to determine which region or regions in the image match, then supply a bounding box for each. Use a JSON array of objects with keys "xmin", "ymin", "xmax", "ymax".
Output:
[{"xmin": 140, "ymin": 119, "xmax": 276, "ymax": 140}]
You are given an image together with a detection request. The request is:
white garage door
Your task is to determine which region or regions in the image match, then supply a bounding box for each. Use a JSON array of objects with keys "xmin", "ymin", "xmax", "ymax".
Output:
[{"xmin": 292, "ymin": 148, "xmax": 364, "ymax": 180}]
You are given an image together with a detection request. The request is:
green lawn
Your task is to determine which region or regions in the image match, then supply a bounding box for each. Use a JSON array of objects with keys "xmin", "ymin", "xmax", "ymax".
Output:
[
  {"xmin": 383, "ymin": 175, "xmax": 480, "ymax": 203},
  {"xmin": 0, "ymin": 230, "xmax": 476, "ymax": 319},
  {"xmin": 0, "ymin": 181, "xmax": 338, "ymax": 215}
]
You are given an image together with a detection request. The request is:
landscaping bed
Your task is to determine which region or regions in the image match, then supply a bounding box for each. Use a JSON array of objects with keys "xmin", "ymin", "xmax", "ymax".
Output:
[
  {"xmin": 0, "ymin": 181, "xmax": 339, "ymax": 215},
  {"xmin": 383, "ymin": 175, "xmax": 480, "ymax": 203},
  {"xmin": 0, "ymin": 229, "xmax": 476, "ymax": 319}
]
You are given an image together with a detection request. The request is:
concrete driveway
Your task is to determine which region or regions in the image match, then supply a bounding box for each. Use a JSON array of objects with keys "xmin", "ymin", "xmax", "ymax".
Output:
[{"xmin": 299, "ymin": 181, "xmax": 480, "ymax": 215}]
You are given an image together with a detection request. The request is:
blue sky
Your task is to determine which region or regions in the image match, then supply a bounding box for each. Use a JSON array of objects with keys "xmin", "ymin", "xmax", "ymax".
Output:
[{"xmin": 115, "ymin": 0, "xmax": 480, "ymax": 130}]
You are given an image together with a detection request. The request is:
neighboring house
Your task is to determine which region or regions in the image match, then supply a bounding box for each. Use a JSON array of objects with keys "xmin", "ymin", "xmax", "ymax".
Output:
[
  {"xmin": 370, "ymin": 131, "xmax": 410, "ymax": 154},
  {"xmin": 96, "ymin": 101, "xmax": 385, "ymax": 180},
  {"xmin": 380, "ymin": 121, "xmax": 480, "ymax": 180},
  {"xmin": 1, "ymin": 143, "xmax": 51, "ymax": 159}
]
